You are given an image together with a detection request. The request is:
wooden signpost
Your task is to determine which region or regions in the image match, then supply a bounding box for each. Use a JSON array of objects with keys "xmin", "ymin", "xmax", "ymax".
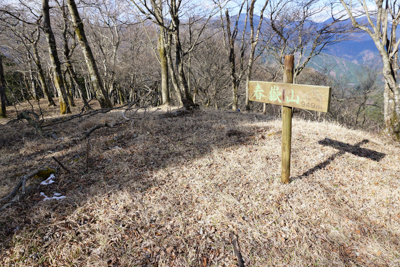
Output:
[{"xmin": 249, "ymin": 55, "xmax": 331, "ymax": 183}]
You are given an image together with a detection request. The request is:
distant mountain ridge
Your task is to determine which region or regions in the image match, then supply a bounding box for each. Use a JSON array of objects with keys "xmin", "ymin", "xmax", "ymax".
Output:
[
  {"xmin": 233, "ymin": 14, "xmax": 384, "ymax": 85},
  {"xmin": 234, "ymin": 13, "xmax": 383, "ymax": 65}
]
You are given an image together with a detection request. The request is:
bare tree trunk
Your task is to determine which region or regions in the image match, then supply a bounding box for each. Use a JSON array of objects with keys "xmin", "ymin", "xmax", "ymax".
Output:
[
  {"xmin": 172, "ymin": 29, "xmax": 195, "ymax": 109},
  {"xmin": 66, "ymin": 64, "xmax": 91, "ymax": 110},
  {"xmin": 63, "ymin": 71, "xmax": 75, "ymax": 107},
  {"xmin": 377, "ymin": 45, "xmax": 400, "ymax": 136},
  {"xmin": 384, "ymin": 83, "xmax": 392, "ymax": 127},
  {"xmin": 338, "ymin": 0, "xmax": 400, "ymax": 138},
  {"xmin": 225, "ymin": 10, "xmax": 238, "ymax": 111},
  {"xmin": 0, "ymin": 54, "xmax": 6, "ymax": 117},
  {"xmin": 42, "ymin": 0, "xmax": 71, "ymax": 114},
  {"xmin": 166, "ymin": 32, "xmax": 183, "ymax": 106},
  {"xmin": 158, "ymin": 27, "xmax": 170, "ymax": 105},
  {"xmin": 245, "ymin": 0, "xmax": 268, "ymax": 111},
  {"xmin": 232, "ymin": 79, "xmax": 238, "ymax": 111},
  {"xmin": 221, "ymin": 5, "xmax": 247, "ymax": 112},
  {"xmin": 32, "ymin": 43, "xmax": 55, "ymax": 106},
  {"xmin": 67, "ymin": 0, "xmax": 112, "ymax": 109},
  {"xmin": 28, "ymin": 58, "xmax": 39, "ymax": 101}
]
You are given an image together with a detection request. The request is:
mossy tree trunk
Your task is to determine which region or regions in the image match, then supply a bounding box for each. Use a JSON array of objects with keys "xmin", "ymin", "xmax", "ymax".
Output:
[
  {"xmin": 67, "ymin": 0, "xmax": 112, "ymax": 109},
  {"xmin": 42, "ymin": 0, "xmax": 71, "ymax": 114}
]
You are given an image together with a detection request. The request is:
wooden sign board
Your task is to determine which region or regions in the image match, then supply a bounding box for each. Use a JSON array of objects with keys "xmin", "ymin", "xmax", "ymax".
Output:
[{"xmin": 249, "ymin": 81, "xmax": 331, "ymax": 113}]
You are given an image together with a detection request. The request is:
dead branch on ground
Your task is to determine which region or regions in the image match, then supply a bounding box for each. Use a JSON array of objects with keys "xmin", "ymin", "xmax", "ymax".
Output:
[
  {"xmin": 230, "ymin": 231, "xmax": 245, "ymax": 267},
  {"xmin": 0, "ymin": 168, "xmax": 55, "ymax": 211},
  {"xmin": 7, "ymin": 101, "xmax": 139, "ymax": 134}
]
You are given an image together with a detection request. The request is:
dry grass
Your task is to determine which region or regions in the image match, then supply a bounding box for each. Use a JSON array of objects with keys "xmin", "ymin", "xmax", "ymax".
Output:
[{"xmin": 0, "ymin": 98, "xmax": 400, "ymax": 266}]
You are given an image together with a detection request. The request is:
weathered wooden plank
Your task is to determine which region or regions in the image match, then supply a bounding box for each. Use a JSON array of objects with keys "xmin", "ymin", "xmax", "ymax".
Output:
[{"xmin": 249, "ymin": 81, "xmax": 331, "ymax": 113}]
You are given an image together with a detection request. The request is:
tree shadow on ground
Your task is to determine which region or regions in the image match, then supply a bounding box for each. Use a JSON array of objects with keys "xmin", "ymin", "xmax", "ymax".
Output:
[
  {"xmin": 0, "ymin": 110, "xmax": 272, "ymax": 246},
  {"xmin": 1, "ymin": 111, "xmax": 397, "ymax": 266}
]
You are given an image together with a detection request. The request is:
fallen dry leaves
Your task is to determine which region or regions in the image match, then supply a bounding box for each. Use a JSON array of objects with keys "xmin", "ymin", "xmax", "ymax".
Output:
[{"xmin": 0, "ymin": 100, "xmax": 400, "ymax": 266}]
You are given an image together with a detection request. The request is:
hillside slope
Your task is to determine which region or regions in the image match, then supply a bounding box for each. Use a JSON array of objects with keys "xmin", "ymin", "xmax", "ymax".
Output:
[
  {"xmin": 307, "ymin": 52, "xmax": 366, "ymax": 85},
  {"xmin": 0, "ymin": 105, "xmax": 399, "ymax": 266}
]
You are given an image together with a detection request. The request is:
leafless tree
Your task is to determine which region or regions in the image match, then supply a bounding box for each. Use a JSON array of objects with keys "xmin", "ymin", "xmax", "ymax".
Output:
[
  {"xmin": 266, "ymin": 0, "xmax": 350, "ymax": 82},
  {"xmin": 244, "ymin": 0, "xmax": 270, "ymax": 111},
  {"xmin": 338, "ymin": 0, "xmax": 400, "ymax": 138},
  {"xmin": 42, "ymin": 0, "xmax": 72, "ymax": 114},
  {"xmin": 0, "ymin": 3, "xmax": 56, "ymax": 106},
  {"xmin": 220, "ymin": 1, "xmax": 248, "ymax": 111},
  {"xmin": 67, "ymin": 0, "xmax": 113, "ymax": 108},
  {"xmin": 130, "ymin": 0, "xmax": 222, "ymax": 109}
]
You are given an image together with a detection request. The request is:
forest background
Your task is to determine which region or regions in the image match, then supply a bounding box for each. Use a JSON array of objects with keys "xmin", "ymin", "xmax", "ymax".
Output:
[{"xmin": 1, "ymin": 0, "xmax": 400, "ymax": 138}]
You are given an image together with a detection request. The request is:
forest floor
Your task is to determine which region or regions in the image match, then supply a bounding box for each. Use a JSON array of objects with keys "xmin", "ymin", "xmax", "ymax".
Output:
[{"xmin": 0, "ymin": 98, "xmax": 400, "ymax": 266}]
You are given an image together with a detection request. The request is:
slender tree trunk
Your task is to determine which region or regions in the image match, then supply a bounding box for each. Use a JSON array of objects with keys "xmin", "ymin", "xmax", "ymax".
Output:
[
  {"xmin": 224, "ymin": 9, "xmax": 238, "ymax": 111},
  {"xmin": 28, "ymin": 59, "xmax": 39, "ymax": 101},
  {"xmin": 67, "ymin": 0, "xmax": 112, "ymax": 109},
  {"xmin": 173, "ymin": 30, "xmax": 195, "ymax": 109},
  {"xmin": 166, "ymin": 32, "xmax": 183, "ymax": 106},
  {"xmin": 68, "ymin": 66, "xmax": 91, "ymax": 110},
  {"xmin": 84, "ymin": 76, "xmax": 91, "ymax": 100},
  {"xmin": 169, "ymin": 11, "xmax": 196, "ymax": 110},
  {"xmin": 60, "ymin": 6, "xmax": 75, "ymax": 108},
  {"xmin": 108, "ymin": 41, "xmax": 119, "ymax": 97},
  {"xmin": 245, "ymin": 0, "xmax": 268, "ymax": 111},
  {"xmin": 32, "ymin": 44, "xmax": 55, "ymax": 106},
  {"xmin": 19, "ymin": 74, "xmax": 26, "ymax": 101},
  {"xmin": 245, "ymin": 59, "xmax": 253, "ymax": 111},
  {"xmin": 232, "ymin": 80, "xmax": 238, "ymax": 111},
  {"xmin": 159, "ymin": 27, "xmax": 170, "ymax": 105},
  {"xmin": 118, "ymin": 88, "xmax": 124, "ymax": 104},
  {"xmin": 42, "ymin": 0, "xmax": 71, "ymax": 114},
  {"xmin": 228, "ymin": 38, "xmax": 238, "ymax": 111},
  {"xmin": 63, "ymin": 71, "xmax": 75, "ymax": 107},
  {"xmin": 32, "ymin": 44, "xmax": 56, "ymax": 107},
  {"xmin": 0, "ymin": 54, "xmax": 6, "ymax": 117}
]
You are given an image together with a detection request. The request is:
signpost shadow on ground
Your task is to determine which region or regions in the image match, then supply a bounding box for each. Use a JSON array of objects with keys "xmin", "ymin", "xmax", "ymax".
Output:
[{"xmin": 293, "ymin": 138, "xmax": 386, "ymax": 180}]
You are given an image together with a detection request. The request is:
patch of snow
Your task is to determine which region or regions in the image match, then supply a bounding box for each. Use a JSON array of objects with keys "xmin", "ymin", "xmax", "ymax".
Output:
[
  {"xmin": 40, "ymin": 174, "xmax": 56, "ymax": 185},
  {"xmin": 40, "ymin": 192, "xmax": 66, "ymax": 201}
]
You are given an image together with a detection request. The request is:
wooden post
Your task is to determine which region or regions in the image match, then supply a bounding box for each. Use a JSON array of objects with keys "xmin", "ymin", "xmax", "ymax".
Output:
[{"xmin": 281, "ymin": 55, "xmax": 294, "ymax": 184}]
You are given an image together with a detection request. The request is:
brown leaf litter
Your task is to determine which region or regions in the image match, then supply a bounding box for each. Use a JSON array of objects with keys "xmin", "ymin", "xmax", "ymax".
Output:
[{"xmin": 0, "ymin": 104, "xmax": 400, "ymax": 266}]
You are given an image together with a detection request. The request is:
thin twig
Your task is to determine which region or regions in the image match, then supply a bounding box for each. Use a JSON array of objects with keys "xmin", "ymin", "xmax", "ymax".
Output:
[
  {"xmin": 82, "ymin": 122, "xmax": 113, "ymax": 140},
  {"xmin": 52, "ymin": 156, "xmax": 71, "ymax": 173},
  {"xmin": 86, "ymin": 138, "xmax": 90, "ymax": 173},
  {"xmin": 230, "ymin": 231, "xmax": 245, "ymax": 267}
]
